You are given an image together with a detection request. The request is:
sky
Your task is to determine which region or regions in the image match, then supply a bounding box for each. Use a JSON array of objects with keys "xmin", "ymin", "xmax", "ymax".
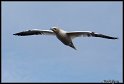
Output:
[{"xmin": 2, "ymin": 1, "xmax": 123, "ymax": 83}]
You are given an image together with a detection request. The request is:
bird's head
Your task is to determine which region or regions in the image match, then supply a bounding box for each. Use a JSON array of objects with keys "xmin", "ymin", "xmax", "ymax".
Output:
[{"xmin": 50, "ymin": 27, "xmax": 60, "ymax": 33}]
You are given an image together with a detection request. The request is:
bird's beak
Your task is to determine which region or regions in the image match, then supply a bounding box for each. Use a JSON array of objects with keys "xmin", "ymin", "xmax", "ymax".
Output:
[{"xmin": 50, "ymin": 28, "xmax": 54, "ymax": 31}]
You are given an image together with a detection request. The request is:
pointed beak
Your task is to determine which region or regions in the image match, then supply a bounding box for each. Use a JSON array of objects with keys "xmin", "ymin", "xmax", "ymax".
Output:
[{"xmin": 50, "ymin": 28, "xmax": 54, "ymax": 31}]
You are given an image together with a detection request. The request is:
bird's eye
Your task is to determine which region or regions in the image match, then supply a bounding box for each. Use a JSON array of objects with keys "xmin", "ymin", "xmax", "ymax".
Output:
[{"xmin": 54, "ymin": 28, "xmax": 57, "ymax": 30}]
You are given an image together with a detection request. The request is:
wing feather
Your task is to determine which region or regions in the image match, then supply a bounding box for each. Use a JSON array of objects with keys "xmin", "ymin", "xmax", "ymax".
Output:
[
  {"xmin": 13, "ymin": 29, "xmax": 55, "ymax": 36},
  {"xmin": 67, "ymin": 31, "xmax": 118, "ymax": 39}
]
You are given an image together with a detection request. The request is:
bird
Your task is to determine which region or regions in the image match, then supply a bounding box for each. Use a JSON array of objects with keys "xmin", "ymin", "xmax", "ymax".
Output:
[{"xmin": 13, "ymin": 27, "xmax": 118, "ymax": 50}]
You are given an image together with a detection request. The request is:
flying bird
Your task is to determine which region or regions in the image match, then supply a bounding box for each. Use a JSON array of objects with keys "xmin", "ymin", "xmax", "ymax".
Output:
[{"xmin": 13, "ymin": 27, "xmax": 118, "ymax": 50}]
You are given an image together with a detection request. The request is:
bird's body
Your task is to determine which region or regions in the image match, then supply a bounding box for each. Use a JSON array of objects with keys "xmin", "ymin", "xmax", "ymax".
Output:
[
  {"xmin": 13, "ymin": 27, "xmax": 118, "ymax": 50},
  {"xmin": 51, "ymin": 28, "xmax": 76, "ymax": 49}
]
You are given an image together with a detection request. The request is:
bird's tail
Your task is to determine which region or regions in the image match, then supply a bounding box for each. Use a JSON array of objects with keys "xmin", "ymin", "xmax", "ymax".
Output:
[{"xmin": 68, "ymin": 42, "xmax": 77, "ymax": 50}]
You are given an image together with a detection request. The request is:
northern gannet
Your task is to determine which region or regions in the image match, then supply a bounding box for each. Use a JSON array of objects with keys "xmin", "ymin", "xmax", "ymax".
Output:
[{"xmin": 13, "ymin": 27, "xmax": 118, "ymax": 50}]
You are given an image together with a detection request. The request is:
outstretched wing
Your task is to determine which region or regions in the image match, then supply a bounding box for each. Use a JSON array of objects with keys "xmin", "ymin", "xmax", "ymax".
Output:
[
  {"xmin": 13, "ymin": 29, "xmax": 55, "ymax": 36},
  {"xmin": 67, "ymin": 31, "xmax": 118, "ymax": 39}
]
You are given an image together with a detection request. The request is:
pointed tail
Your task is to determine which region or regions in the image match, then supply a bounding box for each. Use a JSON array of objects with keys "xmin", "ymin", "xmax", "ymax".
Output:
[{"xmin": 68, "ymin": 42, "xmax": 77, "ymax": 50}]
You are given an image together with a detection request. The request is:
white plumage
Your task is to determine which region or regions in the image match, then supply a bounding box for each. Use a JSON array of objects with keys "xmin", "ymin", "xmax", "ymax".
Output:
[{"xmin": 13, "ymin": 27, "xmax": 118, "ymax": 50}]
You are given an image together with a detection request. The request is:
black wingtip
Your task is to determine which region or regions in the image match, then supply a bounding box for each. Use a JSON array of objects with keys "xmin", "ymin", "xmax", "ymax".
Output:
[
  {"xmin": 13, "ymin": 33, "xmax": 20, "ymax": 36},
  {"xmin": 13, "ymin": 31, "xmax": 27, "ymax": 36},
  {"xmin": 112, "ymin": 37, "xmax": 119, "ymax": 40},
  {"xmin": 116, "ymin": 37, "xmax": 119, "ymax": 39},
  {"xmin": 13, "ymin": 33, "xmax": 22, "ymax": 36},
  {"xmin": 13, "ymin": 33, "xmax": 17, "ymax": 35}
]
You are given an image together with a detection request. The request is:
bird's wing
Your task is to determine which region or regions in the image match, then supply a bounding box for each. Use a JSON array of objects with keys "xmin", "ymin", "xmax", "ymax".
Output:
[
  {"xmin": 13, "ymin": 29, "xmax": 55, "ymax": 36},
  {"xmin": 67, "ymin": 31, "xmax": 118, "ymax": 39}
]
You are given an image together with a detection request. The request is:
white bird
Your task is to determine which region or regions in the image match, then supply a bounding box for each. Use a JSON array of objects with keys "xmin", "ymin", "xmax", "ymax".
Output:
[{"xmin": 13, "ymin": 27, "xmax": 118, "ymax": 50}]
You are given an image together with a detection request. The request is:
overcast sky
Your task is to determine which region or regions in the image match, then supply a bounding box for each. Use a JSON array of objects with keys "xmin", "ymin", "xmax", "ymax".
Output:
[{"xmin": 2, "ymin": 1, "xmax": 122, "ymax": 83}]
